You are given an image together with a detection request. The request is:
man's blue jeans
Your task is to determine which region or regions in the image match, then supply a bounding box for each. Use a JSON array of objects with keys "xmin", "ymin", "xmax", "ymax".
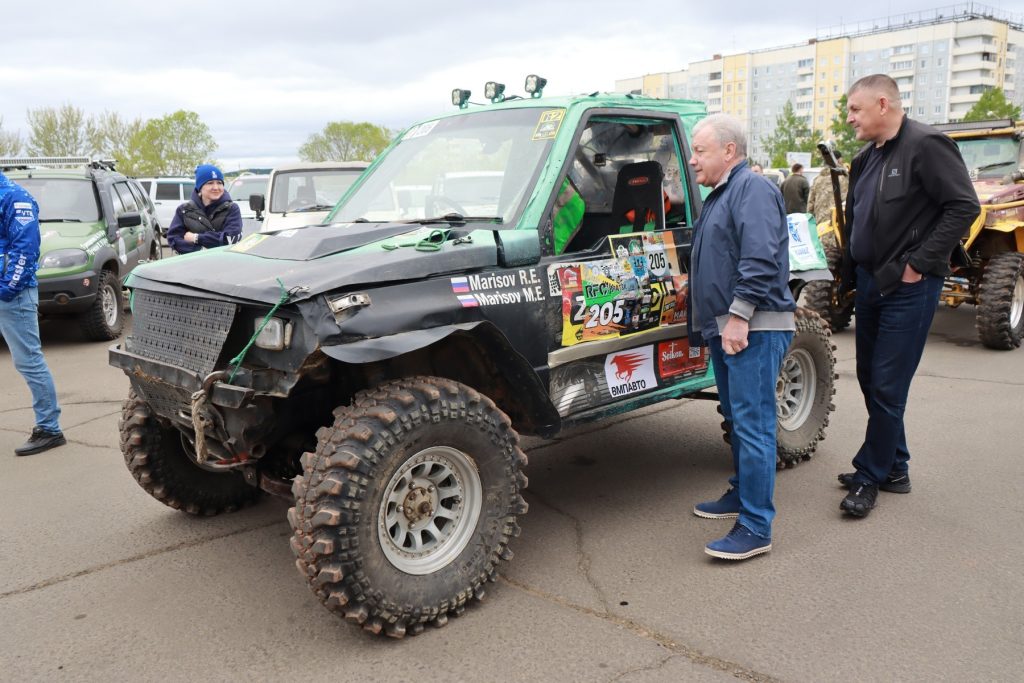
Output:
[
  {"xmin": 709, "ymin": 330, "xmax": 793, "ymax": 539},
  {"xmin": 852, "ymin": 266, "xmax": 942, "ymax": 484},
  {"xmin": 0, "ymin": 287, "xmax": 61, "ymax": 432}
]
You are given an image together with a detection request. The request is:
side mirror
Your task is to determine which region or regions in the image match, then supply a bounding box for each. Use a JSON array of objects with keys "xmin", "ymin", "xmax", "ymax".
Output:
[
  {"xmin": 117, "ymin": 211, "xmax": 142, "ymax": 228},
  {"xmin": 496, "ymin": 229, "xmax": 541, "ymax": 267},
  {"xmin": 249, "ymin": 194, "xmax": 265, "ymax": 221}
]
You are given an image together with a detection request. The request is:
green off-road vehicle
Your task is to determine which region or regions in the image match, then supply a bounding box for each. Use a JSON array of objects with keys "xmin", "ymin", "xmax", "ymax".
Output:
[
  {"xmin": 110, "ymin": 83, "xmax": 836, "ymax": 638},
  {"xmin": 2, "ymin": 157, "xmax": 162, "ymax": 340}
]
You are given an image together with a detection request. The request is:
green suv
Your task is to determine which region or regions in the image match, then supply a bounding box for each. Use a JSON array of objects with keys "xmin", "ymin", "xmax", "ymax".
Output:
[
  {"xmin": 109, "ymin": 89, "xmax": 837, "ymax": 637},
  {"xmin": 1, "ymin": 157, "xmax": 162, "ymax": 340}
]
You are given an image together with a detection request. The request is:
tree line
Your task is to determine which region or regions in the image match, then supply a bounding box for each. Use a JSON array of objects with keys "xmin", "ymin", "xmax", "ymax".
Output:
[
  {"xmin": 0, "ymin": 105, "xmax": 394, "ymax": 176},
  {"xmin": 759, "ymin": 87, "xmax": 1021, "ymax": 168}
]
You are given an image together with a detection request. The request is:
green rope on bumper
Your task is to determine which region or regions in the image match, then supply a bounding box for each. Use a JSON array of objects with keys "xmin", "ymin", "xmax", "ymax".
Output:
[{"xmin": 227, "ymin": 277, "xmax": 289, "ymax": 384}]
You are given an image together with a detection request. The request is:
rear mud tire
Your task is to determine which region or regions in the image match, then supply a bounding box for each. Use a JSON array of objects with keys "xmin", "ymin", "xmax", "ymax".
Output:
[
  {"xmin": 119, "ymin": 390, "xmax": 260, "ymax": 515},
  {"xmin": 81, "ymin": 270, "xmax": 124, "ymax": 341},
  {"xmin": 776, "ymin": 310, "xmax": 837, "ymax": 466},
  {"xmin": 802, "ymin": 232, "xmax": 854, "ymax": 332},
  {"xmin": 288, "ymin": 376, "xmax": 527, "ymax": 639},
  {"xmin": 976, "ymin": 252, "xmax": 1024, "ymax": 350}
]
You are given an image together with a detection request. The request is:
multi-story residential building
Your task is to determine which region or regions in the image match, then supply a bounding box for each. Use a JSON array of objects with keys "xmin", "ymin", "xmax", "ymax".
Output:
[{"xmin": 615, "ymin": 3, "xmax": 1023, "ymax": 162}]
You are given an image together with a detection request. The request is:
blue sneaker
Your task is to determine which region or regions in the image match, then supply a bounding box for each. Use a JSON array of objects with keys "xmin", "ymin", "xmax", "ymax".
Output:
[
  {"xmin": 705, "ymin": 522, "xmax": 772, "ymax": 560},
  {"xmin": 693, "ymin": 488, "xmax": 740, "ymax": 519}
]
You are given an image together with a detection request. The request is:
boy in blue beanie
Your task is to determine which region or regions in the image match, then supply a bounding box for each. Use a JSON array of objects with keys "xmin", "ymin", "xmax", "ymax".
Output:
[{"xmin": 166, "ymin": 164, "xmax": 242, "ymax": 254}]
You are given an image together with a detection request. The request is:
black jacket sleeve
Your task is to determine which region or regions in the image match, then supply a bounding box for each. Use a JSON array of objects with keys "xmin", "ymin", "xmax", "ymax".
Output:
[{"xmin": 907, "ymin": 133, "xmax": 980, "ymax": 275}]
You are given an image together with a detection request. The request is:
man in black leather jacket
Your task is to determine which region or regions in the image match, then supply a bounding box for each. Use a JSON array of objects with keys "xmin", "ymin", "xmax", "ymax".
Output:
[{"xmin": 837, "ymin": 74, "xmax": 979, "ymax": 517}]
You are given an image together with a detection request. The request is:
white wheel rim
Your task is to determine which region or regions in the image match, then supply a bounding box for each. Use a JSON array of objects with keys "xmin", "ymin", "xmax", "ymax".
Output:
[
  {"xmin": 1010, "ymin": 275, "xmax": 1024, "ymax": 330},
  {"xmin": 777, "ymin": 348, "xmax": 816, "ymax": 431},
  {"xmin": 378, "ymin": 446, "xmax": 482, "ymax": 575},
  {"xmin": 100, "ymin": 284, "xmax": 118, "ymax": 327}
]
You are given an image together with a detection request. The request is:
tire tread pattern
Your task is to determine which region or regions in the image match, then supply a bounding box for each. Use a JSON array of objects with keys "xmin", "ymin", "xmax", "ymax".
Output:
[
  {"xmin": 976, "ymin": 252, "xmax": 1024, "ymax": 350},
  {"xmin": 802, "ymin": 232, "xmax": 854, "ymax": 332},
  {"xmin": 81, "ymin": 270, "xmax": 124, "ymax": 341},
  {"xmin": 288, "ymin": 376, "xmax": 527, "ymax": 639},
  {"xmin": 119, "ymin": 390, "xmax": 260, "ymax": 515}
]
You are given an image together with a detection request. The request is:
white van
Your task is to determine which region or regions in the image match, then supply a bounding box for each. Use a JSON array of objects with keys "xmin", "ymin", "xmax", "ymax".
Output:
[
  {"xmin": 135, "ymin": 177, "xmax": 195, "ymax": 233},
  {"xmin": 249, "ymin": 161, "xmax": 368, "ymax": 232}
]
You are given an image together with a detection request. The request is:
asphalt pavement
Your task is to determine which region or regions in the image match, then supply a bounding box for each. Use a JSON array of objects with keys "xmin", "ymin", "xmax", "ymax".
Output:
[{"xmin": 1, "ymin": 302, "xmax": 1021, "ymax": 682}]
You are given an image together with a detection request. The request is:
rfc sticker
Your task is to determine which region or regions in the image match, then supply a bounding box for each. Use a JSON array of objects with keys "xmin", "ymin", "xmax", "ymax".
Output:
[
  {"xmin": 532, "ymin": 110, "xmax": 565, "ymax": 140},
  {"xmin": 604, "ymin": 345, "xmax": 656, "ymax": 398}
]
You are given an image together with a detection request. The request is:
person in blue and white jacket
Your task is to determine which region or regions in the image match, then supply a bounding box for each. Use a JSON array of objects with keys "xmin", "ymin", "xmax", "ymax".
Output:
[
  {"xmin": 0, "ymin": 170, "xmax": 65, "ymax": 456},
  {"xmin": 686, "ymin": 114, "xmax": 796, "ymax": 561}
]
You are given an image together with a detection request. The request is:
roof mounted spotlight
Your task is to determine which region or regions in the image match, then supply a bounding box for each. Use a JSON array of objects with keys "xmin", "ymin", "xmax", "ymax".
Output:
[
  {"xmin": 524, "ymin": 74, "xmax": 547, "ymax": 98},
  {"xmin": 452, "ymin": 88, "xmax": 472, "ymax": 109},
  {"xmin": 484, "ymin": 81, "xmax": 506, "ymax": 103}
]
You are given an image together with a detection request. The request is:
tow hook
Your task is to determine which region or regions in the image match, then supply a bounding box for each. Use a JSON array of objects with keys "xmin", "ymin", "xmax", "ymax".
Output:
[{"xmin": 191, "ymin": 371, "xmax": 229, "ymax": 463}]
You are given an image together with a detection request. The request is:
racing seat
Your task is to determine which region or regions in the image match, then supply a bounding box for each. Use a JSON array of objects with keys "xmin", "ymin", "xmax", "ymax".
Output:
[
  {"xmin": 611, "ymin": 161, "xmax": 665, "ymax": 232},
  {"xmin": 561, "ymin": 160, "xmax": 668, "ymax": 253}
]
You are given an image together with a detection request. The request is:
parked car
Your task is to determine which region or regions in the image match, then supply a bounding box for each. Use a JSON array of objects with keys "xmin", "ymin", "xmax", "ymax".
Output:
[
  {"xmin": 2, "ymin": 156, "xmax": 162, "ymax": 340},
  {"xmin": 249, "ymin": 161, "xmax": 369, "ymax": 231},
  {"xmin": 227, "ymin": 173, "xmax": 271, "ymax": 220},
  {"xmin": 136, "ymin": 177, "xmax": 194, "ymax": 233}
]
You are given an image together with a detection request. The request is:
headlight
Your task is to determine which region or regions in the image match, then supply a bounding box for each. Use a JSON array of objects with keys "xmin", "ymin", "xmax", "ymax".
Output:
[
  {"xmin": 254, "ymin": 317, "xmax": 292, "ymax": 351},
  {"xmin": 40, "ymin": 248, "xmax": 88, "ymax": 270}
]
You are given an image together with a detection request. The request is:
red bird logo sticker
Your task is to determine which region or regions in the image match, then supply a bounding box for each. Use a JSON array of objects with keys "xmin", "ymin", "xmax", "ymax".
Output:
[{"xmin": 609, "ymin": 352, "xmax": 646, "ymax": 382}]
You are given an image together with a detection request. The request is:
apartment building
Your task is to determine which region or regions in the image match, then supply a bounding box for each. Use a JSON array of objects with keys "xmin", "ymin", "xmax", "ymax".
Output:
[{"xmin": 616, "ymin": 4, "xmax": 1023, "ymax": 162}]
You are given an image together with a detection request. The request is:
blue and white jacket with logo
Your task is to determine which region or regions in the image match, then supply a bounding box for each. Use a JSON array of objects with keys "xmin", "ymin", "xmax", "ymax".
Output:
[
  {"xmin": 688, "ymin": 160, "xmax": 796, "ymax": 345},
  {"xmin": 0, "ymin": 171, "xmax": 41, "ymax": 302}
]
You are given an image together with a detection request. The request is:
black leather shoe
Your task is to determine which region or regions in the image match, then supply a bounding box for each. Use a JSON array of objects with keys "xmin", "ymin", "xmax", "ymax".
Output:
[
  {"xmin": 838, "ymin": 471, "xmax": 911, "ymax": 493},
  {"xmin": 840, "ymin": 482, "xmax": 879, "ymax": 517},
  {"xmin": 14, "ymin": 428, "xmax": 67, "ymax": 456}
]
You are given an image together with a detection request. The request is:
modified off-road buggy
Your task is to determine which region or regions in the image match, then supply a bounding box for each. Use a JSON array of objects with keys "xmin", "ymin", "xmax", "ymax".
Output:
[
  {"xmin": 110, "ymin": 81, "xmax": 836, "ymax": 638},
  {"xmin": 804, "ymin": 119, "xmax": 1024, "ymax": 349}
]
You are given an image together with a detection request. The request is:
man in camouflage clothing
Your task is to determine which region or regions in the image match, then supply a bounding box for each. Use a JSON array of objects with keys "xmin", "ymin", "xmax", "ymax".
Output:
[{"xmin": 807, "ymin": 151, "xmax": 849, "ymax": 227}]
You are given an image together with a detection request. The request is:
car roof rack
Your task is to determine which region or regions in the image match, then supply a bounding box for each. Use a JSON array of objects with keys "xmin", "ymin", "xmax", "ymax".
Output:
[{"xmin": 0, "ymin": 155, "xmax": 93, "ymax": 170}]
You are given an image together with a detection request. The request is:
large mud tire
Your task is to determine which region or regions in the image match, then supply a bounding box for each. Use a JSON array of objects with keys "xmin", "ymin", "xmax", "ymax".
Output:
[
  {"xmin": 776, "ymin": 311, "xmax": 837, "ymax": 466},
  {"xmin": 81, "ymin": 269, "xmax": 124, "ymax": 341},
  {"xmin": 976, "ymin": 252, "xmax": 1024, "ymax": 350},
  {"xmin": 802, "ymin": 232, "xmax": 854, "ymax": 332},
  {"xmin": 119, "ymin": 390, "xmax": 260, "ymax": 515},
  {"xmin": 289, "ymin": 376, "xmax": 527, "ymax": 638}
]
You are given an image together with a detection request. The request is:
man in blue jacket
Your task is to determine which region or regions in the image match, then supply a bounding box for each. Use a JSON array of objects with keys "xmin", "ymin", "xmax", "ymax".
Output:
[
  {"xmin": 687, "ymin": 114, "xmax": 796, "ymax": 560},
  {"xmin": 0, "ymin": 170, "xmax": 65, "ymax": 455}
]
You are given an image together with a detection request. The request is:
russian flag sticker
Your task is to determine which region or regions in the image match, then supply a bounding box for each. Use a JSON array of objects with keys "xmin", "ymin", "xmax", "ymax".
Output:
[
  {"xmin": 450, "ymin": 276, "xmax": 470, "ymax": 293},
  {"xmin": 456, "ymin": 294, "xmax": 479, "ymax": 307}
]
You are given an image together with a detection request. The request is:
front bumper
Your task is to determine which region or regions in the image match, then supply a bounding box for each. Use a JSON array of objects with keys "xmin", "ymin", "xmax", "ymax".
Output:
[
  {"xmin": 37, "ymin": 269, "xmax": 99, "ymax": 314},
  {"xmin": 110, "ymin": 344, "xmax": 255, "ymax": 414}
]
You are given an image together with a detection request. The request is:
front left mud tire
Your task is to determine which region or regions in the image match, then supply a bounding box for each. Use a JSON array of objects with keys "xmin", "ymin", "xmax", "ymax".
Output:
[
  {"xmin": 288, "ymin": 376, "xmax": 527, "ymax": 638},
  {"xmin": 119, "ymin": 390, "xmax": 261, "ymax": 515}
]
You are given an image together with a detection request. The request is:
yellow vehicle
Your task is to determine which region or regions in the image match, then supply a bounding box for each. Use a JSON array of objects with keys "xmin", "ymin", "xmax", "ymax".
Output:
[{"xmin": 805, "ymin": 121, "xmax": 1024, "ymax": 350}]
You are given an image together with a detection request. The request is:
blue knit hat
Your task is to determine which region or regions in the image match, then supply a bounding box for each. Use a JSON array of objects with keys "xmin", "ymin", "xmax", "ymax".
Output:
[{"xmin": 195, "ymin": 164, "xmax": 223, "ymax": 190}]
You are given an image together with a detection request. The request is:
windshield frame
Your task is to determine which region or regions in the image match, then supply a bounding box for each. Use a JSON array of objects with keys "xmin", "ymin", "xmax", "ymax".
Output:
[{"xmin": 328, "ymin": 106, "xmax": 563, "ymax": 227}]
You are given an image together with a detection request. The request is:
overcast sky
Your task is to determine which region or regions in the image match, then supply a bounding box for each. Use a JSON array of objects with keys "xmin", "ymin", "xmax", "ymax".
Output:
[{"xmin": 0, "ymin": 0, "xmax": 1011, "ymax": 169}]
